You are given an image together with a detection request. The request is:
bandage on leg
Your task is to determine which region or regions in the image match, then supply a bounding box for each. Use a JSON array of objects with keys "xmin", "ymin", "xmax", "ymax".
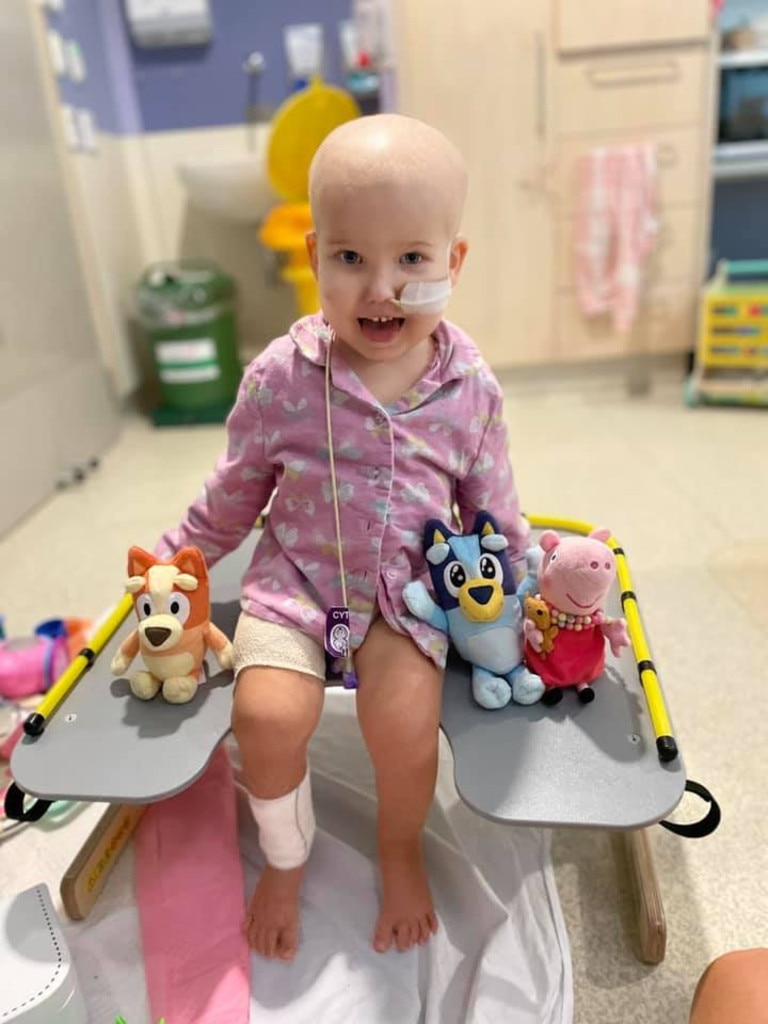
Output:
[{"xmin": 247, "ymin": 769, "xmax": 316, "ymax": 870}]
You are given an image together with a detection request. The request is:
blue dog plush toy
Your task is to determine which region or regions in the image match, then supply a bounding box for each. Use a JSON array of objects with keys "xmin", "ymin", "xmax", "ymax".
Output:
[{"xmin": 403, "ymin": 512, "xmax": 545, "ymax": 709}]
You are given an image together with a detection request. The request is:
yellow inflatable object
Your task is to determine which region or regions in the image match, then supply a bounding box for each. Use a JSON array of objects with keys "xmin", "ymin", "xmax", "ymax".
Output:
[{"xmin": 261, "ymin": 79, "xmax": 360, "ymax": 317}]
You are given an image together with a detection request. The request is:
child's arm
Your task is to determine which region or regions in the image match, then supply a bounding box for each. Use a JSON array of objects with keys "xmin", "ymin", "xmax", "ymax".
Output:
[
  {"xmin": 455, "ymin": 385, "xmax": 529, "ymax": 566},
  {"xmin": 155, "ymin": 364, "xmax": 276, "ymax": 568}
]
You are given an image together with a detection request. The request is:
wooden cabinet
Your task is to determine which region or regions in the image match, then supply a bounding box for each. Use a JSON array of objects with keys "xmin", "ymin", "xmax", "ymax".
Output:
[
  {"xmin": 555, "ymin": 50, "xmax": 709, "ymax": 135},
  {"xmin": 390, "ymin": 0, "xmax": 553, "ymax": 367},
  {"xmin": 556, "ymin": 0, "xmax": 710, "ymax": 55},
  {"xmin": 555, "ymin": 285, "xmax": 696, "ymax": 362},
  {"xmin": 391, "ymin": 0, "xmax": 715, "ymax": 371}
]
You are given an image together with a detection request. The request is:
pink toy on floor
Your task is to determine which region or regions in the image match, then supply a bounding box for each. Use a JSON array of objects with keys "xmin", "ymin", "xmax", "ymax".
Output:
[
  {"xmin": 0, "ymin": 618, "xmax": 90, "ymax": 700},
  {"xmin": 523, "ymin": 528, "xmax": 630, "ymax": 706},
  {"xmin": 134, "ymin": 745, "xmax": 250, "ymax": 1024}
]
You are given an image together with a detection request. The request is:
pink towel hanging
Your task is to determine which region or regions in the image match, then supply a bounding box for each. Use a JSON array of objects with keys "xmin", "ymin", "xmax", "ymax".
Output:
[
  {"xmin": 575, "ymin": 143, "xmax": 658, "ymax": 334},
  {"xmin": 135, "ymin": 744, "xmax": 250, "ymax": 1023}
]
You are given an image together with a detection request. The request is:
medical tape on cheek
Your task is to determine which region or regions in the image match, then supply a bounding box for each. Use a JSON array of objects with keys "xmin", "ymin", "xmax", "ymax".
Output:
[
  {"xmin": 397, "ymin": 241, "xmax": 454, "ymax": 315},
  {"xmin": 247, "ymin": 769, "xmax": 316, "ymax": 869}
]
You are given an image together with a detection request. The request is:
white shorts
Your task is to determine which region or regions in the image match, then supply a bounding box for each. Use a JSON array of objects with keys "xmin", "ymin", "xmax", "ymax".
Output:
[{"xmin": 232, "ymin": 613, "xmax": 327, "ymax": 682}]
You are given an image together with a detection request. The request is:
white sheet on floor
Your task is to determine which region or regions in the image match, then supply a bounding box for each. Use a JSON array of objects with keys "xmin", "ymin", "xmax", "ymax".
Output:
[{"xmin": 65, "ymin": 692, "xmax": 572, "ymax": 1023}]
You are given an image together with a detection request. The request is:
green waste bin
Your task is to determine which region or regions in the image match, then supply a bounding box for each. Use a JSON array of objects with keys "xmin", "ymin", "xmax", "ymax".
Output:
[{"xmin": 137, "ymin": 260, "xmax": 242, "ymax": 426}]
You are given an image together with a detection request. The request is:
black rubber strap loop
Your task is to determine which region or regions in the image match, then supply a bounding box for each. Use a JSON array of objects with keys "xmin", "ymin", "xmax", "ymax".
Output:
[
  {"xmin": 612, "ymin": 546, "xmax": 625, "ymax": 557},
  {"xmin": 620, "ymin": 589, "xmax": 637, "ymax": 608},
  {"xmin": 3, "ymin": 782, "xmax": 53, "ymax": 823},
  {"xmin": 659, "ymin": 780, "xmax": 721, "ymax": 838},
  {"xmin": 636, "ymin": 659, "xmax": 656, "ymax": 675},
  {"xmin": 78, "ymin": 646, "xmax": 96, "ymax": 667}
]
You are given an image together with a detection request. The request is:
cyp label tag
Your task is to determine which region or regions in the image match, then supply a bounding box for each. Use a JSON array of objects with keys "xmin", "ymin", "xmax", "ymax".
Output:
[{"xmin": 325, "ymin": 606, "xmax": 350, "ymax": 658}]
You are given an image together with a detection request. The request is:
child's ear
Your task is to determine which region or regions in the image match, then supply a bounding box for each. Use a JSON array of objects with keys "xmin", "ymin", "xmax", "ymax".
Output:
[
  {"xmin": 449, "ymin": 236, "xmax": 469, "ymax": 285},
  {"xmin": 306, "ymin": 231, "xmax": 318, "ymax": 279}
]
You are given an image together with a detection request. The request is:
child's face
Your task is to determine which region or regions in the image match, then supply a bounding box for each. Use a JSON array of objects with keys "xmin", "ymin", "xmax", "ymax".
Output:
[{"xmin": 306, "ymin": 178, "xmax": 467, "ymax": 365}]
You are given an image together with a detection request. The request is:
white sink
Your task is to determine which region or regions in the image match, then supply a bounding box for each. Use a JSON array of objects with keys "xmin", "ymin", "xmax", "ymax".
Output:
[{"xmin": 177, "ymin": 147, "xmax": 278, "ymax": 224}]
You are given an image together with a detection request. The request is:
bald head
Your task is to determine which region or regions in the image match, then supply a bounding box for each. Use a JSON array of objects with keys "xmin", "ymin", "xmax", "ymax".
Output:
[{"xmin": 309, "ymin": 114, "xmax": 468, "ymax": 236}]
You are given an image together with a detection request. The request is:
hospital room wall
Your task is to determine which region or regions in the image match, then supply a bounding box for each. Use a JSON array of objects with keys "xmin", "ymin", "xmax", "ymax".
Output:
[
  {"xmin": 34, "ymin": 0, "xmax": 359, "ymax": 397},
  {"xmin": 0, "ymin": 0, "xmax": 120, "ymax": 536}
]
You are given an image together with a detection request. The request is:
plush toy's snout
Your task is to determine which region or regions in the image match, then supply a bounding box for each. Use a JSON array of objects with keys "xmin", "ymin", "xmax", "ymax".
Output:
[
  {"xmin": 459, "ymin": 579, "xmax": 504, "ymax": 622},
  {"xmin": 143, "ymin": 625, "xmax": 173, "ymax": 648}
]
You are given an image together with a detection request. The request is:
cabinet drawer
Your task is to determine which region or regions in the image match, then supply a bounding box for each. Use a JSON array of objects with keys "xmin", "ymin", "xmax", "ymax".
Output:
[
  {"xmin": 645, "ymin": 287, "xmax": 698, "ymax": 354},
  {"xmin": 556, "ymin": 0, "xmax": 711, "ymax": 55},
  {"xmin": 556, "ymin": 49, "xmax": 709, "ymax": 136},
  {"xmin": 555, "ymin": 285, "xmax": 697, "ymax": 361},
  {"xmin": 556, "ymin": 206, "xmax": 702, "ymax": 291},
  {"xmin": 553, "ymin": 127, "xmax": 704, "ymax": 215}
]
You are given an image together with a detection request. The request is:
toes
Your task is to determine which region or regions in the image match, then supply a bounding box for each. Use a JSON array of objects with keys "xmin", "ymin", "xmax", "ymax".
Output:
[
  {"xmin": 264, "ymin": 928, "xmax": 279, "ymax": 959},
  {"xmin": 247, "ymin": 923, "xmax": 264, "ymax": 954},
  {"xmin": 373, "ymin": 921, "xmax": 394, "ymax": 953},
  {"xmin": 395, "ymin": 921, "xmax": 415, "ymax": 952},
  {"xmin": 375, "ymin": 914, "xmax": 438, "ymax": 953},
  {"xmin": 278, "ymin": 926, "xmax": 298, "ymax": 962},
  {"xmin": 244, "ymin": 915, "xmax": 259, "ymax": 950}
]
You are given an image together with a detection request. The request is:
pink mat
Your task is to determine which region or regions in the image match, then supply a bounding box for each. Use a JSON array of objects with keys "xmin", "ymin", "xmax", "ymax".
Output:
[{"xmin": 134, "ymin": 745, "xmax": 250, "ymax": 1023}]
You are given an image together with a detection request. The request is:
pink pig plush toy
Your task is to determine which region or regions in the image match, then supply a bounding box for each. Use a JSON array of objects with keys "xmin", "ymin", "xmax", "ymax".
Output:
[{"xmin": 522, "ymin": 528, "xmax": 630, "ymax": 706}]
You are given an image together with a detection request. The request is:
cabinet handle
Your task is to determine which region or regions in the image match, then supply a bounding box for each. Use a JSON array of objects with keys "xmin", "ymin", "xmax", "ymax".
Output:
[
  {"xmin": 587, "ymin": 60, "xmax": 680, "ymax": 88},
  {"xmin": 535, "ymin": 32, "xmax": 546, "ymax": 140}
]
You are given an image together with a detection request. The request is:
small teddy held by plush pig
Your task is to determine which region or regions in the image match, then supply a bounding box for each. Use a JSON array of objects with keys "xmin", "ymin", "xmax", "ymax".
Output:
[{"xmin": 521, "ymin": 528, "xmax": 630, "ymax": 706}]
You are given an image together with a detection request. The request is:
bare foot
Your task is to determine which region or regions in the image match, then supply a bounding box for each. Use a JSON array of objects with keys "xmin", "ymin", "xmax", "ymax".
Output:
[
  {"xmin": 373, "ymin": 840, "xmax": 438, "ymax": 953},
  {"xmin": 244, "ymin": 864, "xmax": 304, "ymax": 961}
]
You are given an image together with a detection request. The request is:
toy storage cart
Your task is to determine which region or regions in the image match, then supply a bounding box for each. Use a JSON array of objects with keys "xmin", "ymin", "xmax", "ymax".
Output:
[
  {"xmin": 686, "ymin": 259, "xmax": 768, "ymax": 407},
  {"xmin": 7, "ymin": 521, "xmax": 701, "ymax": 964}
]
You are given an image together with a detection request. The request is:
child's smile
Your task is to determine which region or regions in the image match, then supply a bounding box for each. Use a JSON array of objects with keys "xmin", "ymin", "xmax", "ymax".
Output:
[{"xmin": 358, "ymin": 316, "xmax": 406, "ymax": 344}]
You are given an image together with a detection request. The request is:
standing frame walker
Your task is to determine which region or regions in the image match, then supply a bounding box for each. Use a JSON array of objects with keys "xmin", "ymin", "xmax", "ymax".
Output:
[{"xmin": 5, "ymin": 517, "xmax": 719, "ymax": 966}]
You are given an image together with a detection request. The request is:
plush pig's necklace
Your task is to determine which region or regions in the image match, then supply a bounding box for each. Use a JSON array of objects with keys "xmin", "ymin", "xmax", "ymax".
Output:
[{"xmin": 543, "ymin": 598, "xmax": 606, "ymax": 631}]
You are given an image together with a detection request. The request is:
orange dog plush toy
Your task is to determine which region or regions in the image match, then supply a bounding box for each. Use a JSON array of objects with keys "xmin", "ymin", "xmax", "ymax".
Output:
[{"xmin": 110, "ymin": 546, "xmax": 233, "ymax": 704}]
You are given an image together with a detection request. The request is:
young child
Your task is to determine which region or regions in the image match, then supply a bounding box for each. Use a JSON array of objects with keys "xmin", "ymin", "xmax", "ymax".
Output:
[{"xmin": 156, "ymin": 113, "xmax": 533, "ymax": 961}]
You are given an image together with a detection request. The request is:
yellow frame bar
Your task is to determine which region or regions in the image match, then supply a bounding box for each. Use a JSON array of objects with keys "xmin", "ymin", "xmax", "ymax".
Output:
[{"xmin": 24, "ymin": 594, "xmax": 134, "ymax": 737}]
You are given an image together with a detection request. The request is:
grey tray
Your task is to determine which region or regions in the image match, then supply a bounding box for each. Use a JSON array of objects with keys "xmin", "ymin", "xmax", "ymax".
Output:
[{"xmin": 12, "ymin": 530, "xmax": 685, "ymax": 828}]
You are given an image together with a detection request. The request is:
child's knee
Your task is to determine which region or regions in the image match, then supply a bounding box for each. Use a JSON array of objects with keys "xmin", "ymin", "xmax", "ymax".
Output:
[
  {"xmin": 703, "ymin": 948, "xmax": 768, "ymax": 986},
  {"xmin": 231, "ymin": 667, "xmax": 321, "ymax": 746},
  {"xmin": 369, "ymin": 706, "xmax": 440, "ymax": 769},
  {"xmin": 691, "ymin": 949, "xmax": 768, "ymax": 1023}
]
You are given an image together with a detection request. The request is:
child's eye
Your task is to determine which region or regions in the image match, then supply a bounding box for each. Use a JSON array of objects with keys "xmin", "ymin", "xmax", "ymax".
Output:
[
  {"xmin": 339, "ymin": 250, "xmax": 362, "ymax": 265},
  {"xmin": 400, "ymin": 252, "xmax": 423, "ymax": 266}
]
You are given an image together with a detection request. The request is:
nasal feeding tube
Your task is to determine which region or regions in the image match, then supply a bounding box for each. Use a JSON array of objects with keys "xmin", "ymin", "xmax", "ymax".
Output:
[{"xmin": 396, "ymin": 242, "xmax": 454, "ymax": 316}]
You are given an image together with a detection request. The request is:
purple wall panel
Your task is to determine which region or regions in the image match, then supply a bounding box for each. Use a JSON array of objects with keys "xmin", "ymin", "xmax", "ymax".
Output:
[{"xmin": 129, "ymin": 0, "xmax": 353, "ymax": 132}]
